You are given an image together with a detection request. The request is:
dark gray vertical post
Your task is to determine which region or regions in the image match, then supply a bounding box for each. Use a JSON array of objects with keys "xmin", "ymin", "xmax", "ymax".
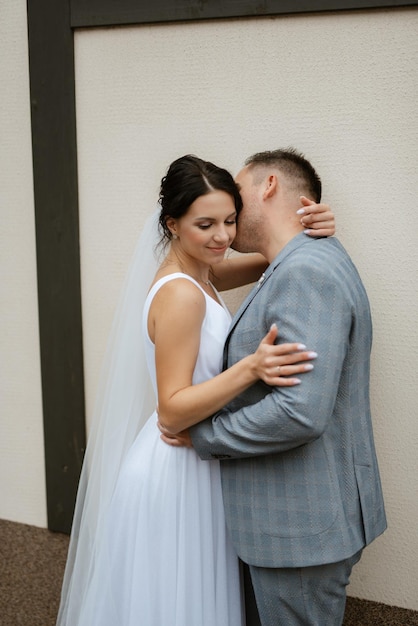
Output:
[{"xmin": 27, "ymin": 0, "xmax": 86, "ymax": 533}]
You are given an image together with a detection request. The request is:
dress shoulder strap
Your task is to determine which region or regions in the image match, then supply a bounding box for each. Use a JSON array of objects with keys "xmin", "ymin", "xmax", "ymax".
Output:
[
  {"xmin": 142, "ymin": 273, "xmax": 205, "ymax": 346},
  {"xmin": 146, "ymin": 272, "xmax": 203, "ymax": 305}
]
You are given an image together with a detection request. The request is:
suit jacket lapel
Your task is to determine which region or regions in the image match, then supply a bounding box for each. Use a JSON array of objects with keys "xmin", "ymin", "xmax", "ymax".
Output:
[{"xmin": 223, "ymin": 233, "xmax": 314, "ymax": 367}]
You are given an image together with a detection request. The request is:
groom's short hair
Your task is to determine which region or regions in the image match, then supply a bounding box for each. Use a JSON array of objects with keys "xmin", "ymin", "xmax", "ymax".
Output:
[{"xmin": 245, "ymin": 148, "xmax": 322, "ymax": 203}]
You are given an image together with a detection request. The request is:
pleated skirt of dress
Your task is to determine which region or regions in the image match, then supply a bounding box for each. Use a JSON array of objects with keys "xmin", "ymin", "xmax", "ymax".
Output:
[{"xmin": 75, "ymin": 413, "xmax": 244, "ymax": 626}]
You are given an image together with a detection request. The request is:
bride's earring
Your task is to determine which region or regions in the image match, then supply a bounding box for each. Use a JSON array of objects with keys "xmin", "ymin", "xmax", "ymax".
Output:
[{"xmin": 172, "ymin": 233, "xmax": 178, "ymax": 240}]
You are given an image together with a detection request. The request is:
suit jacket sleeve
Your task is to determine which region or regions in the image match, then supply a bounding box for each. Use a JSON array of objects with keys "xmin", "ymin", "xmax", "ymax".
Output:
[{"xmin": 191, "ymin": 244, "xmax": 363, "ymax": 459}]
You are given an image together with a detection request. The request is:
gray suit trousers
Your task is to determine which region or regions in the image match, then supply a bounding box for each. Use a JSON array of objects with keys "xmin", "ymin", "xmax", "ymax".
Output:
[{"xmin": 244, "ymin": 551, "xmax": 362, "ymax": 626}]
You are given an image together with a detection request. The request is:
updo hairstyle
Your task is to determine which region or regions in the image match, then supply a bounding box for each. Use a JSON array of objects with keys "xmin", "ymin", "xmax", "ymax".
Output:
[{"xmin": 158, "ymin": 155, "xmax": 242, "ymax": 247}]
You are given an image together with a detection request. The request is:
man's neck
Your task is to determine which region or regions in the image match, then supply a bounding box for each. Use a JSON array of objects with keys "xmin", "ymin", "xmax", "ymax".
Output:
[{"xmin": 263, "ymin": 225, "xmax": 304, "ymax": 264}]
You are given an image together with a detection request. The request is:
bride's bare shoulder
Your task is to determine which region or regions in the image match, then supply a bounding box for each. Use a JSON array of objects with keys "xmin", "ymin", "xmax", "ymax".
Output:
[
  {"xmin": 147, "ymin": 274, "xmax": 205, "ymax": 343},
  {"xmin": 149, "ymin": 273, "xmax": 205, "ymax": 311}
]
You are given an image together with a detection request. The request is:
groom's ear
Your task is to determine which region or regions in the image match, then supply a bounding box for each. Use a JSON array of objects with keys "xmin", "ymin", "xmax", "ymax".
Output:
[{"xmin": 262, "ymin": 174, "xmax": 278, "ymax": 200}]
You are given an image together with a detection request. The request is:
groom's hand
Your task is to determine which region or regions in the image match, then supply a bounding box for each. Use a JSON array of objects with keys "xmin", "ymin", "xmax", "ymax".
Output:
[{"xmin": 158, "ymin": 421, "xmax": 193, "ymax": 448}]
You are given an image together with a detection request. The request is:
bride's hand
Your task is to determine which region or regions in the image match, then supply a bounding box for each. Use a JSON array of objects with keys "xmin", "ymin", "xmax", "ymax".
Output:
[
  {"xmin": 297, "ymin": 196, "xmax": 335, "ymax": 237},
  {"xmin": 253, "ymin": 324, "xmax": 317, "ymax": 387}
]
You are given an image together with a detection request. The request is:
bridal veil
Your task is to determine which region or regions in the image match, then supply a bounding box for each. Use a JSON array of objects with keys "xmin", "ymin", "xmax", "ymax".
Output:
[{"xmin": 56, "ymin": 210, "xmax": 160, "ymax": 624}]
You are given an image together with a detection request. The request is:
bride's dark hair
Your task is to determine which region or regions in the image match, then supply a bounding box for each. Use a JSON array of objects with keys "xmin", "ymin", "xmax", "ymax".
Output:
[{"xmin": 158, "ymin": 155, "xmax": 242, "ymax": 246}]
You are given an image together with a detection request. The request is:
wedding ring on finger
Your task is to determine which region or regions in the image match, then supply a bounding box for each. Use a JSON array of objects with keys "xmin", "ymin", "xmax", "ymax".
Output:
[{"xmin": 277, "ymin": 365, "xmax": 281, "ymax": 375}]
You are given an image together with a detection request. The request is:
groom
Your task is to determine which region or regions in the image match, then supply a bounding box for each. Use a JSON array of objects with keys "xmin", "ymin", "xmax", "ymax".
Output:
[{"xmin": 164, "ymin": 148, "xmax": 386, "ymax": 625}]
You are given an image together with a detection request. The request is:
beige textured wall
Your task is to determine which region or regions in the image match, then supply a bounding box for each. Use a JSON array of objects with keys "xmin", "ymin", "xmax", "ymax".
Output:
[
  {"xmin": 1, "ymin": 0, "xmax": 416, "ymax": 610},
  {"xmin": 74, "ymin": 10, "xmax": 418, "ymax": 610},
  {"xmin": 0, "ymin": 1, "xmax": 47, "ymax": 526}
]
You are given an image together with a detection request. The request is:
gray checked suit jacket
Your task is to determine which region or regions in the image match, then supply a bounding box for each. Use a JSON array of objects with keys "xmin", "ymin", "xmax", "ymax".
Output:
[{"xmin": 191, "ymin": 233, "xmax": 386, "ymax": 568}]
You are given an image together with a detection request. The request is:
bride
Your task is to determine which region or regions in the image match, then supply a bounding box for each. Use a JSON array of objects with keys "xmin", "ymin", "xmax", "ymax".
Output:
[{"xmin": 56, "ymin": 155, "xmax": 335, "ymax": 625}]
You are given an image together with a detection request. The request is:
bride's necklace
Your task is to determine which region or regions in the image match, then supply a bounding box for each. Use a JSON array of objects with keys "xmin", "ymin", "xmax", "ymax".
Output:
[
  {"xmin": 160, "ymin": 258, "xmax": 211, "ymax": 286},
  {"xmin": 184, "ymin": 272, "xmax": 211, "ymax": 286},
  {"xmin": 197, "ymin": 277, "xmax": 210, "ymax": 286}
]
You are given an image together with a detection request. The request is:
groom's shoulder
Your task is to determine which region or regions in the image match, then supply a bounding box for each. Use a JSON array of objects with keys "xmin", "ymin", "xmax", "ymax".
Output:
[
  {"xmin": 272, "ymin": 237, "xmax": 358, "ymax": 288},
  {"xmin": 283, "ymin": 236, "xmax": 348, "ymax": 268}
]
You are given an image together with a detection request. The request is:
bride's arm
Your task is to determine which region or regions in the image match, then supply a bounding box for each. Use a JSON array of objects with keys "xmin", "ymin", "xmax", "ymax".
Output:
[
  {"xmin": 151, "ymin": 280, "xmax": 315, "ymax": 435},
  {"xmin": 211, "ymin": 253, "xmax": 268, "ymax": 292},
  {"xmin": 212, "ymin": 199, "xmax": 336, "ymax": 291}
]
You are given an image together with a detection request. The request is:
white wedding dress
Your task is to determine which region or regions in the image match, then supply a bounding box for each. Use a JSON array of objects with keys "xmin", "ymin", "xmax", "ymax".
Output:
[{"xmin": 74, "ymin": 273, "xmax": 244, "ymax": 626}]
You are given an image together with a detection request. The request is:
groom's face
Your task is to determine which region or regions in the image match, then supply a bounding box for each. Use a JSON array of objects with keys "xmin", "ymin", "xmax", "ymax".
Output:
[{"xmin": 232, "ymin": 166, "xmax": 263, "ymax": 254}]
